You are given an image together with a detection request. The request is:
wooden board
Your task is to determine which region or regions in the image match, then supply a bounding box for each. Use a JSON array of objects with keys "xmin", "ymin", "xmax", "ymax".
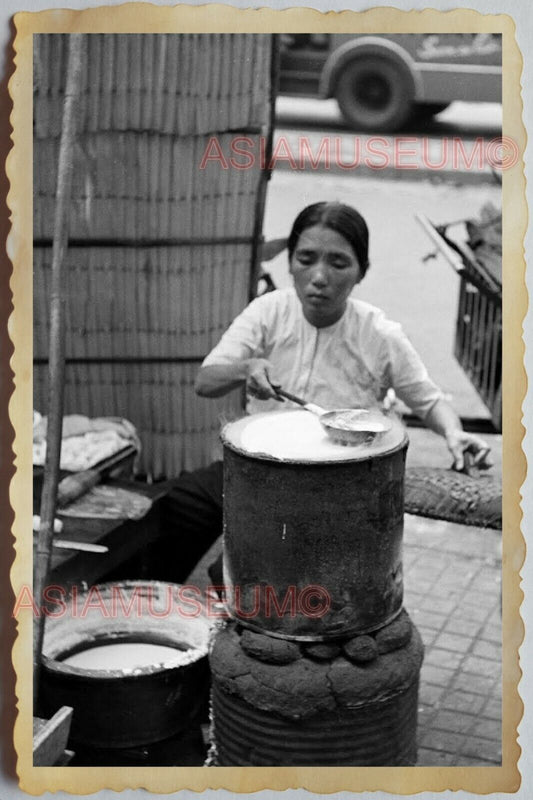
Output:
[{"xmin": 33, "ymin": 706, "xmax": 73, "ymax": 766}]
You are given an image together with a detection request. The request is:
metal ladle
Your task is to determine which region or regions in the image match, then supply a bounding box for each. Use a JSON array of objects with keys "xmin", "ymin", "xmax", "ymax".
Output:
[{"xmin": 273, "ymin": 388, "xmax": 392, "ymax": 446}]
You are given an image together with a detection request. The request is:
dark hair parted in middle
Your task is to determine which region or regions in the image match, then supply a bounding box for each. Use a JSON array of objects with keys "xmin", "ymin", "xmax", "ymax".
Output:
[{"xmin": 287, "ymin": 202, "xmax": 370, "ymax": 277}]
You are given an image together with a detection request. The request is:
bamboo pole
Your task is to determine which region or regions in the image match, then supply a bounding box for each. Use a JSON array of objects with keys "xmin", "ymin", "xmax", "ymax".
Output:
[{"xmin": 33, "ymin": 33, "xmax": 85, "ymax": 708}]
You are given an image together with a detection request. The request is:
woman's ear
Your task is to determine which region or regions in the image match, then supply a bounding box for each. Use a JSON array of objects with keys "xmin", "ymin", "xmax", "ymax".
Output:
[
  {"xmin": 356, "ymin": 261, "xmax": 369, "ymax": 284},
  {"xmin": 351, "ymin": 268, "xmax": 363, "ymax": 287}
]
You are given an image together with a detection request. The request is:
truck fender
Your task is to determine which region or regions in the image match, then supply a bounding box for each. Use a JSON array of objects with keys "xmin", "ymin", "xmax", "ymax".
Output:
[{"xmin": 319, "ymin": 37, "xmax": 423, "ymax": 100}]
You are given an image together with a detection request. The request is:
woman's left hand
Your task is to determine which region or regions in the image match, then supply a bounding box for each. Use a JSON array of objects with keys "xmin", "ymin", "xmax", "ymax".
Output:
[{"xmin": 445, "ymin": 430, "xmax": 493, "ymax": 473}]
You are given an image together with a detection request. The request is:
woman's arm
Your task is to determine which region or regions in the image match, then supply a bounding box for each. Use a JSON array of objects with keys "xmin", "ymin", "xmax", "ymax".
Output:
[
  {"xmin": 379, "ymin": 319, "xmax": 492, "ymax": 471},
  {"xmin": 195, "ymin": 294, "xmax": 282, "ymax": 399},
  {"xmin": 195, "ymin": 358, "xmax": 280, "ymax": 399},
  {"xmin": 424, "ymin": 398, "xmax": 492, "ymax": 471}
]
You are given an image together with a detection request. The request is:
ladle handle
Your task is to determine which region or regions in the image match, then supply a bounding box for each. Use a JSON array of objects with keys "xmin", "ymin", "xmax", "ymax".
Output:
[
  {"xmin": 274, "ymin": 388, "xmax": 308, "ymax": 407},
  {"xmin": 273, "ymin": 388, "xmax": 326, "ymax": 416}
]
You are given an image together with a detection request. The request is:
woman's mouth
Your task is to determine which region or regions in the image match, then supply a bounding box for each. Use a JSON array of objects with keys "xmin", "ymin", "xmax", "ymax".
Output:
[{"xmin": 306, "ymin": 293, "xmax": 329, "ymax": 303}]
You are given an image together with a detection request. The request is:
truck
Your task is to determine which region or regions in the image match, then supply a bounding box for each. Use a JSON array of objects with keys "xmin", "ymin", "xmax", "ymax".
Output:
[{"xmin": 278, "ymin": 33, "xmax": 502, "ymax": 131}]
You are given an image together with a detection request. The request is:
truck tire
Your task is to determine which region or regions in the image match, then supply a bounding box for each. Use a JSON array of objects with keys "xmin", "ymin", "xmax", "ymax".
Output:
[{"xmin": 335, "ymin": 56, "xmax": 415, "ymax": 132}]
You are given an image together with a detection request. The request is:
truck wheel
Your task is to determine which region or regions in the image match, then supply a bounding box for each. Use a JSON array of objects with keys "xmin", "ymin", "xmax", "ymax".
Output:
[{"xmin": 335, "ymin": 57, "xmax": 415, "ymax": 132}]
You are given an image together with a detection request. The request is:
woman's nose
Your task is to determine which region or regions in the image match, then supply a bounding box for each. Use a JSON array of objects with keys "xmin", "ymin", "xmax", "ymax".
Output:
[{"xmin": 310, "ymin": 261, "xmax": 328, "ymax": 286}]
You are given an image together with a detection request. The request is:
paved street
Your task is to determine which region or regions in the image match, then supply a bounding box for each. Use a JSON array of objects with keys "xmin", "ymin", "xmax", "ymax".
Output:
[
  {"xmin": 404, "ymin": 426, "xmax": 502, "ymax": 765},
  {"xmin": 273, "ymin": 99, "xmax": 503, "ymax": 183},
  {"xmin": 275, "ymin": 96, "xmax": 502, "ymax": 138},
  {"xmin": 405, "ymin": 511, "xmax": 501, "ymax": 766}
]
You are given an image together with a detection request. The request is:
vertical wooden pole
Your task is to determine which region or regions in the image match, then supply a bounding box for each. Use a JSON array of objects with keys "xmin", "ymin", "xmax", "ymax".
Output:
[
  {"xmin": 248, "ymin": 34, "xmax": 279, "ymax": 302},
  {"xmin": 33, "ymin": 33, "xmax": 84, "ymax": 708}
]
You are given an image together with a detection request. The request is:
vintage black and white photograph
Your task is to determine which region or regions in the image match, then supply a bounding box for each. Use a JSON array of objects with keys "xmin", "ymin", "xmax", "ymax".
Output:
[{"xmin": 23, "ymin": 24, "xmax": 512, "ymax": 779}]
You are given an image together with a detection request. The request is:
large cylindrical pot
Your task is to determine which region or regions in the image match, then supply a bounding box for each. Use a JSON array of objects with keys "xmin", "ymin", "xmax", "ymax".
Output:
[
  {"xmin": 40, "ymin": 581, "xmax": 211, "ymax": 748},
  {"xmin": 221, "ymin": 410, "xmax": 408, "ymax": 640}
]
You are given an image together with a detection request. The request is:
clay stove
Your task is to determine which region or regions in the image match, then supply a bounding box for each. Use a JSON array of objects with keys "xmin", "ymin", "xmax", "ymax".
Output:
[{"xmin": 209, "ymin": 409, "xmax": 424, "ymax": 766}]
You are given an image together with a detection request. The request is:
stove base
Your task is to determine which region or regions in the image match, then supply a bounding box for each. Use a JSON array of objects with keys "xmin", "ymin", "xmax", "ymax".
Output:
[{"xmin": 209, "ymin": 614, "xmax": 424, "ymax": 766}]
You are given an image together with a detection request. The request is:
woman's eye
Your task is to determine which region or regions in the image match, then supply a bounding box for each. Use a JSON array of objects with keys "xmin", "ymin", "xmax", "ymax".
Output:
[
  {"xmin": 330, "ymin": 258, "xmax": 350, "ymax": 269},
  {"xmin": 296, "ymin": 253, "xmax": 314, "ymax": 265}
]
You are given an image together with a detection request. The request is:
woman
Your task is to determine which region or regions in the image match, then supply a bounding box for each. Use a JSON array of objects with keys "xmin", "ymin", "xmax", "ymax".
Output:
[
  {"xmin": 196, "ymin": 201, "xmax": 491, "ymax": 471},
  {"xmin": 161, "ymin": 202, "xmax": 491, "ymax": 579}
]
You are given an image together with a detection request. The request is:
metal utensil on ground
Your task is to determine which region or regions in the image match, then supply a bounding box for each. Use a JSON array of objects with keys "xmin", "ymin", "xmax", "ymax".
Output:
[
  {"xmin": 456, "ymin": 448, "xmax": 491, "ymax": 479},
  {"xmin": 273, "ymin": 388, "xmax": 392, "ymax": 446},
  {"xmin": 50, "ymin": 539, "xmax": 109, "ymax": 553},
  {"xmin": 32, "ymin": 531, "xmax": 109, "ymax": 553}
]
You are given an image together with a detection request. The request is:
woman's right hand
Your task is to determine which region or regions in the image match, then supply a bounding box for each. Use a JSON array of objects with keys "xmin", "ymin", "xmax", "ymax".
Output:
[{"xmin": 245, "ymin": 358, "xmax": 281, "ymax": 400}]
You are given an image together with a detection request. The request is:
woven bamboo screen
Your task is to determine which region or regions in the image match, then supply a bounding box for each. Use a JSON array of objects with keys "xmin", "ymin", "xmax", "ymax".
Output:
[{"xmin": 33, "ymin": 34, "xmax": 275, "ymax": 477}]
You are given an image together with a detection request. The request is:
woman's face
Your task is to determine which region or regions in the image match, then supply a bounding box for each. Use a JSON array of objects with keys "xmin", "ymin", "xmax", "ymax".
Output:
[{"xmin": 289, "ymin": 224, "xmax": 363, "ymax": 328}]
